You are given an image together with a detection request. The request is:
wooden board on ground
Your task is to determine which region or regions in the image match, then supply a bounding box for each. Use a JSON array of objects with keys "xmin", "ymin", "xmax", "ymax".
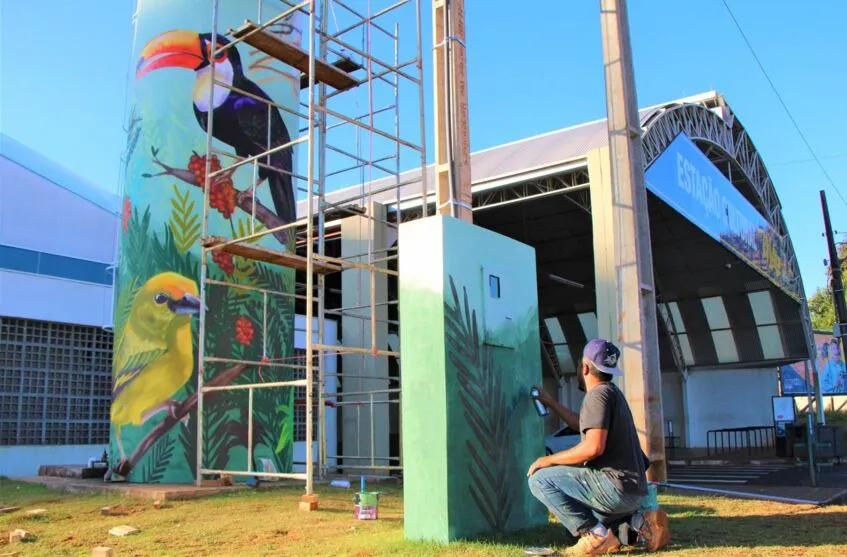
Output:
[{"xmin": 108, "ymin": 525, "xmax": 139, "ymax": 537}]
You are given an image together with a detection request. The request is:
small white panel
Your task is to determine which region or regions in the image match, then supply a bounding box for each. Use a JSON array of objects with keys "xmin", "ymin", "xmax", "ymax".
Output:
[{"xmin": 481, "ymin": 264, "xmax": 516, "ymax": 348}]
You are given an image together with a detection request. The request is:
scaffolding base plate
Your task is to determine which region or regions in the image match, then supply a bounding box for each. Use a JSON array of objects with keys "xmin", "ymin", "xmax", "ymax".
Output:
[
  {"xmin": 231, "ymin": 20, "xmax": 359, "ymax": 92},
  {"xmin": 299, "ymin": 494, "xmax": 319, "ymax": 512},
  {"xmin": 203, "ymin": 236, "xmax": 340, "ymax": 274}
]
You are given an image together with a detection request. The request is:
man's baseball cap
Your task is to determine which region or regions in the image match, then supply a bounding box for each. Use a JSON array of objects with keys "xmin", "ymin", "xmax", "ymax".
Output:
[{"xmin": 583, "ymin": 338, "xmax": 623, "ymax": 376}]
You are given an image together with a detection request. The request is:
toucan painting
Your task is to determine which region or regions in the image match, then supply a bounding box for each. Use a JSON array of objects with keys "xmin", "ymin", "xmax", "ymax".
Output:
[{"xmin": 136, "ymin": 30, "xmax": 296, "ymax": 225}]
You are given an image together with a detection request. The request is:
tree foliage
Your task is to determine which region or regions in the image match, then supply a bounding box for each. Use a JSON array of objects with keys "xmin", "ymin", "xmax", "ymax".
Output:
[
  {"xmin": 809, "ymin": 287, "xmax": 836, "ymax": 332},
  {"xmin": 811, "ymin": 238, "xmax": 847, "ymax": 332},
  {"xmin": 825, "ymin": 238, "xmax": 847, "ymax": 282}
]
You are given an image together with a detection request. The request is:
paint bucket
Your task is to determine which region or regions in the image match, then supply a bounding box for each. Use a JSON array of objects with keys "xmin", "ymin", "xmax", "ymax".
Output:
[
  {"xmin": 639, "ymin": 483, "xmax": 659, "ymax": 512},
  {"xmin": 353, "ymin": 491, "xmax": 379, "ymax": 520}
]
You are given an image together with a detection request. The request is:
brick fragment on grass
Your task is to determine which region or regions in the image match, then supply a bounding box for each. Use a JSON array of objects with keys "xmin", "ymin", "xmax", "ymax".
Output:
[
  {"xmin": 7, "ymin": 529, "xmax": 28, "ymax": 543},
  {"xmin": 108, "ymin": 525, "xmax": 139, "ymax": 537}
]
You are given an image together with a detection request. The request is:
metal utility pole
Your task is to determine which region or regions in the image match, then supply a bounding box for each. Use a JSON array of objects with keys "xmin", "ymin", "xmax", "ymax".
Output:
[
  {"xmin": 599, "ymin": 0, "xmax": 666, "ymax": 482},
  {"xmin": 821, "ymin": 190, "xmax": 846, "ymax": 411},
  {"xmin": 432, "ymin": 0, "xmax": 473, "ymax": 223}
]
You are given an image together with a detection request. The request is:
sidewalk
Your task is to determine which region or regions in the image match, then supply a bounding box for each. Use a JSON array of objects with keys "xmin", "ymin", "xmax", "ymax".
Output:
[
  {"xmin": 664, "ymin": 447, "xmax": 828, "ymax": 466},
  {"xmin": 663, "ymin": 453, "xmax": 847, "ymax": 505}
]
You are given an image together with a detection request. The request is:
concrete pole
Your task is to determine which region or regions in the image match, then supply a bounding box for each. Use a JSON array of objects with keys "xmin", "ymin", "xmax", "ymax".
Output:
[
  {"xmin": 340, "ymin": 202, "xmax": 390, "ymax": 470},
  {"xmin": 598, "ymin": 0, "xmax": 666, "ymax": 481},
  {"xmin": 432, "ymin": 0, "xmax": 472, "ymax": 222}
]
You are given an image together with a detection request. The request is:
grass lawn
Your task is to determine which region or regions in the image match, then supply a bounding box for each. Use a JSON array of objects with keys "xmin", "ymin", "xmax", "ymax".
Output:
[{"xmin": 1, "ymin": 479, "xmax": 846, "ymax": 556}]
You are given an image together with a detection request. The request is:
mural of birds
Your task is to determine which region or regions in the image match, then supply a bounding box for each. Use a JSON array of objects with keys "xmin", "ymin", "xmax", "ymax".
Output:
[
  {"xmin": 136, "ymin": 30, "xmax": 296, "ymax": 224},
  {"xmin": 111, "ymin": 272, "xmax": 200, "ymax": 462}
]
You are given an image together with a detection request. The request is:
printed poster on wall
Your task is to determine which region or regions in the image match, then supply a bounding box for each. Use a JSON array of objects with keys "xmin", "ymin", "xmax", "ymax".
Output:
[{"xmin": 780, "ymin": 332, "xmax": 847, "ymax": 395}]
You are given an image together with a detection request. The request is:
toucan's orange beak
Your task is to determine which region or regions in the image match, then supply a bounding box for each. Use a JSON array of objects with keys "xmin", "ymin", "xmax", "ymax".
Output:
[{"xmin": 137, "ymin": 30, "xmax": 203, "ymax": 79}]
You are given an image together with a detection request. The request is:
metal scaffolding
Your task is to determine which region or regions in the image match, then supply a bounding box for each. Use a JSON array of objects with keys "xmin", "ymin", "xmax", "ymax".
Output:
[{"xmin": 195, "ymin": 0, "xmax": 427, "ymax": 497}]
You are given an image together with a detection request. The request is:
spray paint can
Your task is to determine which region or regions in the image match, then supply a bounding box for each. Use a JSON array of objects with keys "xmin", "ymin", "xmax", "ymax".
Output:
[{"xmin": 530, "ymin": 387, "xmax": 549, "ymax": 417}]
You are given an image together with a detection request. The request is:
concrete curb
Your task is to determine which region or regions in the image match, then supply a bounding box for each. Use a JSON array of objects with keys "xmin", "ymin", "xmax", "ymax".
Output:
[
  {"xmin": 12, "ymin": 476, "xmax": 304, "ymax": 501},
  {"xmin": 668, "ymin": 459, "xmax": 795, "ymax": 467}
]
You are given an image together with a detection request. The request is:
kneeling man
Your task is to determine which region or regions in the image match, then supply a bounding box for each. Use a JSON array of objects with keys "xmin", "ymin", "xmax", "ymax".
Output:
[{"xmin": 527, "ymin": 338, "xmax": 669, "ymax": 555}]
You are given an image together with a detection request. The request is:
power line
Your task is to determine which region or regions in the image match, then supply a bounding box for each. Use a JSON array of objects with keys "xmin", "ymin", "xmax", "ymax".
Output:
[
  {"xmin": 771, "ymin": 153, "xmax": 847, "ymax": 167},
  {"xmin": 720, "ymin": 0, "xmax": 847, "ymax": 208}
]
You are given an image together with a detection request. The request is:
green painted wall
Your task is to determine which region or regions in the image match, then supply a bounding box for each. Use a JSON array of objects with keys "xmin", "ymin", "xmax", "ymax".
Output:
[{"xmin": 399, "ymin": 215, "xmax": 547, "ymax": 542}]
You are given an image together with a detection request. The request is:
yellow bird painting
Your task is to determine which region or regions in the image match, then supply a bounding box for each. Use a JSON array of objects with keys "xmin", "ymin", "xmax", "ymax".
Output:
[{"xmin": 111, "ymin": 271, "xmax": 200, "ymax": 462}]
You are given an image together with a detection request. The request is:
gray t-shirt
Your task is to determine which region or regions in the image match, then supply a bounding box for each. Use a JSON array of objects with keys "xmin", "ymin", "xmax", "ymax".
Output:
[{"xmin": 579, "ymin": 382, "xmax": 648, "ymax": 496}]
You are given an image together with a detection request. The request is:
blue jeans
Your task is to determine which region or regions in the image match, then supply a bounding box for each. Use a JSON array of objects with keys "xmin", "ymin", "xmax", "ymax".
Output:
[{"xmin": 528, "ymin": 465, "xmax": 643, "ymax": 538}]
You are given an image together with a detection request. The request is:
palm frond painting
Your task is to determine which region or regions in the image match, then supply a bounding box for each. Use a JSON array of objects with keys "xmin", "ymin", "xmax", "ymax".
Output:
[{"xmin": 444, "ymin": 276, "xmax": 520, "ymax": 532}]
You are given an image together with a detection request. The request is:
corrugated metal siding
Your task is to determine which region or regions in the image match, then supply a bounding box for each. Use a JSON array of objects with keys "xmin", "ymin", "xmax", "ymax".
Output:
[
  {"xmin": 298, "ymin": 106, "xmax": 668, "ymax": 216},
  {"xmin": 0, "ymin": 158, "xmax": 117, "ymax": 264}
]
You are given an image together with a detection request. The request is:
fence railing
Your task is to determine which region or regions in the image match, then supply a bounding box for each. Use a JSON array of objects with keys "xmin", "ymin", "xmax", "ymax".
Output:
[{"xmin": 706, "ymin": 426, "xmax": 775, "ymax": 456}]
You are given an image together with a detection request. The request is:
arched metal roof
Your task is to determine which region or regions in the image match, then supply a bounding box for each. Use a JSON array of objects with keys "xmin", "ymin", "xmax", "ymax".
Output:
[
  {"xmin": 310, "ymin": 90, "xmax": 805, "ymax": 299},
  {"xmin": 640, "ymin": 96, "xmax": 803, "ymax": 300}
]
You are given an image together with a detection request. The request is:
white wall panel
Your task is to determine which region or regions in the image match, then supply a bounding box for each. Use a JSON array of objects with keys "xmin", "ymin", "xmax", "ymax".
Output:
[
  {"xmin": 685, "ymin": 367, "xmax": 778, "ymax": 448},
  {"xmin": 0, "ymin": 271, "xmax": 113, "ymax": 328},
  {"xmin": 0, "ymin": 158, "xmax": 117, "ymax": 263}
]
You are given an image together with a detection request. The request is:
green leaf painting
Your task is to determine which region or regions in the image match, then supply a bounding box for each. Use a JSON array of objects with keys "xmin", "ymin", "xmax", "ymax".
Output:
[
  {"xmin": 111, "ymin": 196, "xmax": 295, "ymax": 483},
  {"xmin": 444, "ymin": 275, "xmax": 520, "ymax": 533},
  {"xmin": 140, "ymin": 431, "xmax": 176, "ymax": 484},
  {"xmin": 169, "ymin": 184, "xmax": 202, "ymax": 254}
]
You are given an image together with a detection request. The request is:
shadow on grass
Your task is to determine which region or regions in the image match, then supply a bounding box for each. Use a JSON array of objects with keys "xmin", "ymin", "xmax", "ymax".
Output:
[
  {"xmin": 464, "ymin": 509, "xmax": 846, "ymax": 553},
  {"xmin": 668, "ymin": 511, "xmax": 847, "ymax": 550},
  {"xmin": 470, "ymin": 523, "xmax": 576, "ymax": 550}
]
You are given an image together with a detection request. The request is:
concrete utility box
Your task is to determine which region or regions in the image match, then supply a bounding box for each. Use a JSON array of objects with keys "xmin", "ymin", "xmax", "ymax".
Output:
[{"xmin": 398, "ymin": 215, "xmax": 547, "ymax": 542}]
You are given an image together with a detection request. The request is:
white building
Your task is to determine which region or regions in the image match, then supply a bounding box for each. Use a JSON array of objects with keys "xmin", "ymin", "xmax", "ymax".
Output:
[
  {"xmin": 0, "ymin": 134, "xmax": 336, "ymax": 477},
  {"xmin": 0, "ymin": 133, "xmax": 117, "ymax": 476}
]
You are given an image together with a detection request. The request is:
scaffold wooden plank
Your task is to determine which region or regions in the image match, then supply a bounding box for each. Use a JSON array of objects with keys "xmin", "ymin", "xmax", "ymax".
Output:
[
  {"xmin": 299, "ymin": 58, "xmax": 361, "ymax": 90},
  {"xmin": 231, "ymin": 21, "xmax": 359, "ymax": 92},
  {"xmin": 202, "ymin": 236, "xmax": 341, "ymax": 274}
]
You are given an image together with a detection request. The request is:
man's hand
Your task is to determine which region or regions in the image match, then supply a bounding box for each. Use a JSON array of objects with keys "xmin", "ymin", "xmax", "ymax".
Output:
[
  {"xmin": 527, "ymin": 455, "xmax": 551, "ymax": 477},
  {"xmin": 531, "ymin": 385, "xmax": 580, "ymax": 431},
  {"xmin": 531, "ymin": 386, "xmax": 556, "ymax": 409}
]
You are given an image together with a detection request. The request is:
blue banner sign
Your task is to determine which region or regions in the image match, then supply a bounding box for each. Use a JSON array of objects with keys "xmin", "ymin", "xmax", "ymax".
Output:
[{"xmin": 645, "ymin": 132, "xmax": 798, "ymax": 299}]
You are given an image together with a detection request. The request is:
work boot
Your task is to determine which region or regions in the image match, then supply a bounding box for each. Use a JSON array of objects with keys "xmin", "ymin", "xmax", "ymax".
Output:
[
  {"xmin": 566, "ymin": 529, "xmax": 621, "ymax": 556},
  {"xmin": 633, "ymin": 508, "xmax": 670, "ymax": 551}
]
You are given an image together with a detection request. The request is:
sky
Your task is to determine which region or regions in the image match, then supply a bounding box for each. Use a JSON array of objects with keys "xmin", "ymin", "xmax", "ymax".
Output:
[{"xmin": 2, "ymin": 0, "xmax": 846, "ymax": 298}]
